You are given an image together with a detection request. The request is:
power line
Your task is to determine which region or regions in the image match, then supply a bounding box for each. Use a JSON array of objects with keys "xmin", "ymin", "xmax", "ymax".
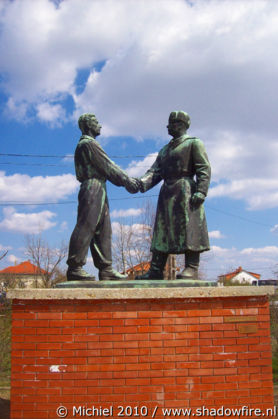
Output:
[
  {"xmin": 0, "ymin": 195, "xmax": 159, "ymax": 206},
  {"xmin": 0, "ymin": 153, "xmax": 68, "ymax": 158},
  {"xmin": 0, "ymin": 157, "xmax": 273, "ymax": 227},
  {"xmin": 0, "ymin": 152, "xmax": 156, "ymax": 159},
  {"xmin": 0, "ymin": 196, "xmax": 273, "ymax": 228},
  {"xmin": 0, "ymin": 162, "xmax": 64, "ymax": 167},
  {"xmin": 206, "ymin": 205, "xmax": 272, "ymax": 228},
  {"xmin": 0, "ymin": 161, "xmax": 152, "ymax": 168},
  {"xmin": 0, "ymin": 201, "xmax": 76, "ymax": 206}
]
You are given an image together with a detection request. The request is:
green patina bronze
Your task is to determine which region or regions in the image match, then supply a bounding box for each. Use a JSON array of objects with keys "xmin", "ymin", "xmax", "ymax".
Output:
[
  {"xmin": 141, "ymin": 135, "xmax": 210, "ymax": 254},
  {"xmin": 66, "ymin": 113, "xmax": 140, "ymax": 282},
  {"xmin": 137, "ymin": 111, "xmax": 211, "ymax": 280},
  {"xmin": 66, "ymin": 111, "xmax": 211, "ymax": 284},
  {"xmin": 55, "ymin": 279, "xmax": 217, "ymax": 289}
]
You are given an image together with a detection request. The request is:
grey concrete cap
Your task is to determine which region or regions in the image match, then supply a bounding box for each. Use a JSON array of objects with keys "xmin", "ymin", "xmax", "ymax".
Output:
[{"xmin": 6, "ymin": 286, "xmax": 275, "ymax": 300}]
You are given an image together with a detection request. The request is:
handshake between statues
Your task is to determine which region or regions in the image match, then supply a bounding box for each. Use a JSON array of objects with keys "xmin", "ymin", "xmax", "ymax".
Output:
[
  {"xmin": 125, "ymin": 177, "xmax": 205, "ymax": 208},
  {"xmin": 124, "ymin": 177, "xmax": 143, "ymax": 194}
]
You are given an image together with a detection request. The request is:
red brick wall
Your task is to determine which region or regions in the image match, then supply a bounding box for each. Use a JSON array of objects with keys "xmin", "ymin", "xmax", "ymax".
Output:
[{"xmin": 10, "ymin": 296, "xmax": 274, "ymax": 418}]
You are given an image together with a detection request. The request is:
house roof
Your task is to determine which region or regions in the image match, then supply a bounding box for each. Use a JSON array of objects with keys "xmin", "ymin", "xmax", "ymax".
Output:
[
  {"xmin": 218, "ymin": 266, "xmax": 261, "ymax": 281},
  {"xmin": 126, "ymin": 262, "xmax": 150, "ymax": 274},
  {"xmin": 125, "ymin": 260, "xmax": 181, "ymax": 274},
  {"xmin": 0, "ymin": 261, "xmax": 47, "ymax": 275}
]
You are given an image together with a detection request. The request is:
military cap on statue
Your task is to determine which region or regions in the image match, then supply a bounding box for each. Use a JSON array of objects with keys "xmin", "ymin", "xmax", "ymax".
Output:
[{"xmin": 168, "ymin": 111, "xmax": 191, "ymax": 128}]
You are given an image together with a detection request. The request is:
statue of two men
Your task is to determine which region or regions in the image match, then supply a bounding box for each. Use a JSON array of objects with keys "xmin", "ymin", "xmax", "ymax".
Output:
[{"xmin": 66, "ymin": 111, "xmax": 211, "ymax": 281}]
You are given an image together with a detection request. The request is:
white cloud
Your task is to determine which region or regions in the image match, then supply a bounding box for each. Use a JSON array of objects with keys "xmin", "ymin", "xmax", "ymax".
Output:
[
  {"xmin": 0, "ymin": 171, "xmax": 78, "ymax": 203},
  {"xmin": 209, "ymin": 245, "xmax": 235, "ymax": 256},
  {"xmin": 204, "ymin": 128, "xmax": 278, "ymax": 210},
  {"xmin": 36, "ymin": 102, "xmax": 66, "ymax": 126},
  {"xmin": 4, "ymin": 97, "xmax": 29, "ymax": 122},
  {"xmin": 112, "ymin": 221, "xmax": 151, "ymax": 236},
  {"xmin": 62, "ymin": 154, "xmax": 74, "ymax": 164},
  {"xmin": 202, "ymin": 244, "xmax": 278, "ymax": 280},
  {"xmin": 112, "ymin": 221, "xmax": 128, "ymax": 236},
  {"xmin": 1, "ymin": 0, "xmax": 277, "ymax": 134},
  {"xmin": 271, "ymin": 224, "xmax": 278, "ymax": 233},
  {"xmin": 206, "ymin": 130, "xmax": 251, "ymax": 183},
  {"xmin": 209, "ymin": 177, "xmax": 278, "ymax": 210},
  {"xmin": 0, "ymin": 207, "xmax": 57, "ymax": 234},
  {"xmin": 110, "ymin": 208, "xmax": 144, "ymax": 218},
  {"xmin": 209, "ymin": 230, "xmax": 225, "ymax": 239},
  {"xmin": 73, "ymin": 0, "xmax": 278, "ymax": 138},
  {"xmin": 0, "ymin": 0, "xmax": 131, "ymax": 124},
  {"xmin": 2, "ymin": 0, "xmax": 278, "ymax": 211},
  {"xmin": 241, "ymin": 246, "xmax": 278, "ymax": 256},
  {"xmin": 126, "ymin": 153, "xmax": 158, "ymax": 177},
  {"xmin": 59, "ymin": 221, "xmax": 68, "ymax": 232},
  {"xmin": 132, "ymin": 223, "xmax": 152, "ymax": 235}
]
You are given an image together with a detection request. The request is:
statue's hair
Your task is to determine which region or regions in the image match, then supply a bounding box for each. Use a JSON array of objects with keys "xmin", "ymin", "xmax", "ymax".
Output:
[{"xmin": 78, "ymin": 113, "xmax": 97, "ymax": 134}]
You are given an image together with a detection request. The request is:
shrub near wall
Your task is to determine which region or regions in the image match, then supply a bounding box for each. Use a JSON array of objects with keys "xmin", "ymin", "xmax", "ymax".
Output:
[{"xmin": 0, "ymin": 298, "xmax": 11, "ymax": 386}]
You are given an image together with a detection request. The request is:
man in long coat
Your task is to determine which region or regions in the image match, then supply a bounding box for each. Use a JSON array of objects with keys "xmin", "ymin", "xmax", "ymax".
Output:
[
  {"xmin": 137, "ymin": 111, "xmax": 211, "ymax": 280},
  {"xmin": 67, "ymin": 113, "xmax": 139, "ymax": 281}
]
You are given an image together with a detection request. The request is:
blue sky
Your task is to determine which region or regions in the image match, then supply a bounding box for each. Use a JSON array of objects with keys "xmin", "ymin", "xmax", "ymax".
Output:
[{"xmin": 1, "ymin": 0, "xmax": 278, "ymax": 280}]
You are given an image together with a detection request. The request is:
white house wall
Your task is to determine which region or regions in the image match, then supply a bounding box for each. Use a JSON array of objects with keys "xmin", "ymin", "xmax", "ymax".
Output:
[{"xmin": 231, "ymin": 271, "xmax": 258, "ymax": 285}]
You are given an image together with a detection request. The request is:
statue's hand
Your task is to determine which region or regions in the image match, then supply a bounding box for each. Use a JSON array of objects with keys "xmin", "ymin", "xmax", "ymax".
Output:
[
  {"xmin": 139, "ymin": 179, "xmax": 145, "ymax": 193},
  {"xmin": 191, "ymin": 192, "xmax": 205, "ymax": 208},
  {"xmin": 125, "ymin": 177, "xmax": 140, "ymax": 194}
]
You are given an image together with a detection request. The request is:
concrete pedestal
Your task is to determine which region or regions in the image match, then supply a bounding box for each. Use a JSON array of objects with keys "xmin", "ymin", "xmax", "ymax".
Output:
[{"xmin": 7, "ymin": 286, "xmax": 275, "ymax": 419}]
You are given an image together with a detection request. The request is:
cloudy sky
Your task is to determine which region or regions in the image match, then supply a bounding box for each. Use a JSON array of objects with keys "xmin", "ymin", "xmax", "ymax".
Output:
[{"xmin": 1, "ymin": 0, "xmax": 278, "ymax": 280}]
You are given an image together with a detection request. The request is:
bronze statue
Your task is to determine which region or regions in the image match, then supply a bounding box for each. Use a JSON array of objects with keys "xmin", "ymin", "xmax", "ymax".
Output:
[
  {"xmin": 67, "ymin": 113, "xmax": 139, "ymax": 281},
  {"xmin": 136, "ymin": 111, "xmax": 211, "ymax": 280}
]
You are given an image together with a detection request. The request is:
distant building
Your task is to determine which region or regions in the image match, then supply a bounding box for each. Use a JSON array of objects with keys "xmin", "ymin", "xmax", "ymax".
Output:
[
  {"xmin": 0, "ymin": 261, "xmax": 47, "ymax": 289},
  {"xmin": 125, "ymin": 256, "xmax": 179, "ymax": 280},
  {"xmin": 125, "ymin": 262, "xmax": 150, "ymax": 280},
  {"xmin": 258, "ymin": 279, "xmax": 278, "ymax": 287},
  {"xmin": 218, "ymin": 266, "xmax": 260, "ymax": 286}
]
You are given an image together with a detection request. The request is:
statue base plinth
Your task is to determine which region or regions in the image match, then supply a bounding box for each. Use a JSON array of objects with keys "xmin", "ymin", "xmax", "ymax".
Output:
[
  {"xmin": 55, "ymin": 279, "xmax": 217, "ymax": 288},
  {"xmin": 7, "ymin": 285, "xmax": 275, "ymax": 418}
]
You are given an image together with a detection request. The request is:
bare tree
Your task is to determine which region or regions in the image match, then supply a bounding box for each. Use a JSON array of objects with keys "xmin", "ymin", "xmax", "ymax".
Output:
[
  {"xmin": 112, "ymin": 222, "xmax": 131, "ymax": 273},
  {"xmin": 112, "ymin": 199, "xmax": 155, "ymax": 274},
  {"xmin": 112, "ymin": 220, "xmax": 152, "ymax": 274},
  {"xmin": 112, "ymin": 199, "xmax": 211, "ymax": 280},
  {"xmin": 25, "ymin": 234, "xmax": 68, "ymax": 288},
  {"xmin": 0, "ymin": 274, "xmax": 25, "ymax": 290}
]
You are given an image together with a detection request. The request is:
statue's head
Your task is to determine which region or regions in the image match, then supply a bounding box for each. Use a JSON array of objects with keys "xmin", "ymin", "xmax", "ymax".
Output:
[
  {"xmin": 168, "ymin": 111, "xmax": 190, "ymax": 129},
  {"xmin": 78, "ymin": 113, "xmax": 101, "ymax": 137},
  {"xmin": 167, "ymin": 111, "xmax": 190, "ymax": 138}
]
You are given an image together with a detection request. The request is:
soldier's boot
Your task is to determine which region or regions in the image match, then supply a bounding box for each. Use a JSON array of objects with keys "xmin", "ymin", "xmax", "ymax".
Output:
[
  {"xmin": 135, "ymin": 251, "xmax": 168, "ymax": 280},
  {"xmin": 99, "ymin": 267, "xmax": 128, "ymax": 281},
  {"xmin": 67, "ymin": 267, "xmax": 96, "ymax": 281},
  {"xmin": 176, "ymin": 251, "xmax": 200, "ymax": 280}
]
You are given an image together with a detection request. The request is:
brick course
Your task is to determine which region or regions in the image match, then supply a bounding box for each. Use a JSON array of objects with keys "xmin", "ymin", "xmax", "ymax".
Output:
[{"xmin": 10, "ymin": 296, "xmax": 274, "ymax": 418}]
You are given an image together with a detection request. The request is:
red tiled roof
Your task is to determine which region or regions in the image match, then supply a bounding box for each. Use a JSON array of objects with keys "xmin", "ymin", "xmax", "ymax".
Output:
[
  {"xmin": 126, "ymin": 262, "xmax": 150, "ymax": 273},
  {"xmin": 125, "ymin": 261, "xmax": 181, "ymax": 275},
  {"xmin": 0, "ymin": 261, "xmax": 47, "ymax": 275},
  {"xmin": 220, "ymin": 266, "xmax": 261, "ymax": 280}
]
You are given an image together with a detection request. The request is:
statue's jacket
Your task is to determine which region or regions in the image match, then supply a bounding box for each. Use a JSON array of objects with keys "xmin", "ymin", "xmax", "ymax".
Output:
[
  {"xmin": 74, "ymin": 135, "xmax": 129, "ymax": 215},
  {"xmin": 141, "ymin": 135, "xmax": 211, "ymax": 254}
]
